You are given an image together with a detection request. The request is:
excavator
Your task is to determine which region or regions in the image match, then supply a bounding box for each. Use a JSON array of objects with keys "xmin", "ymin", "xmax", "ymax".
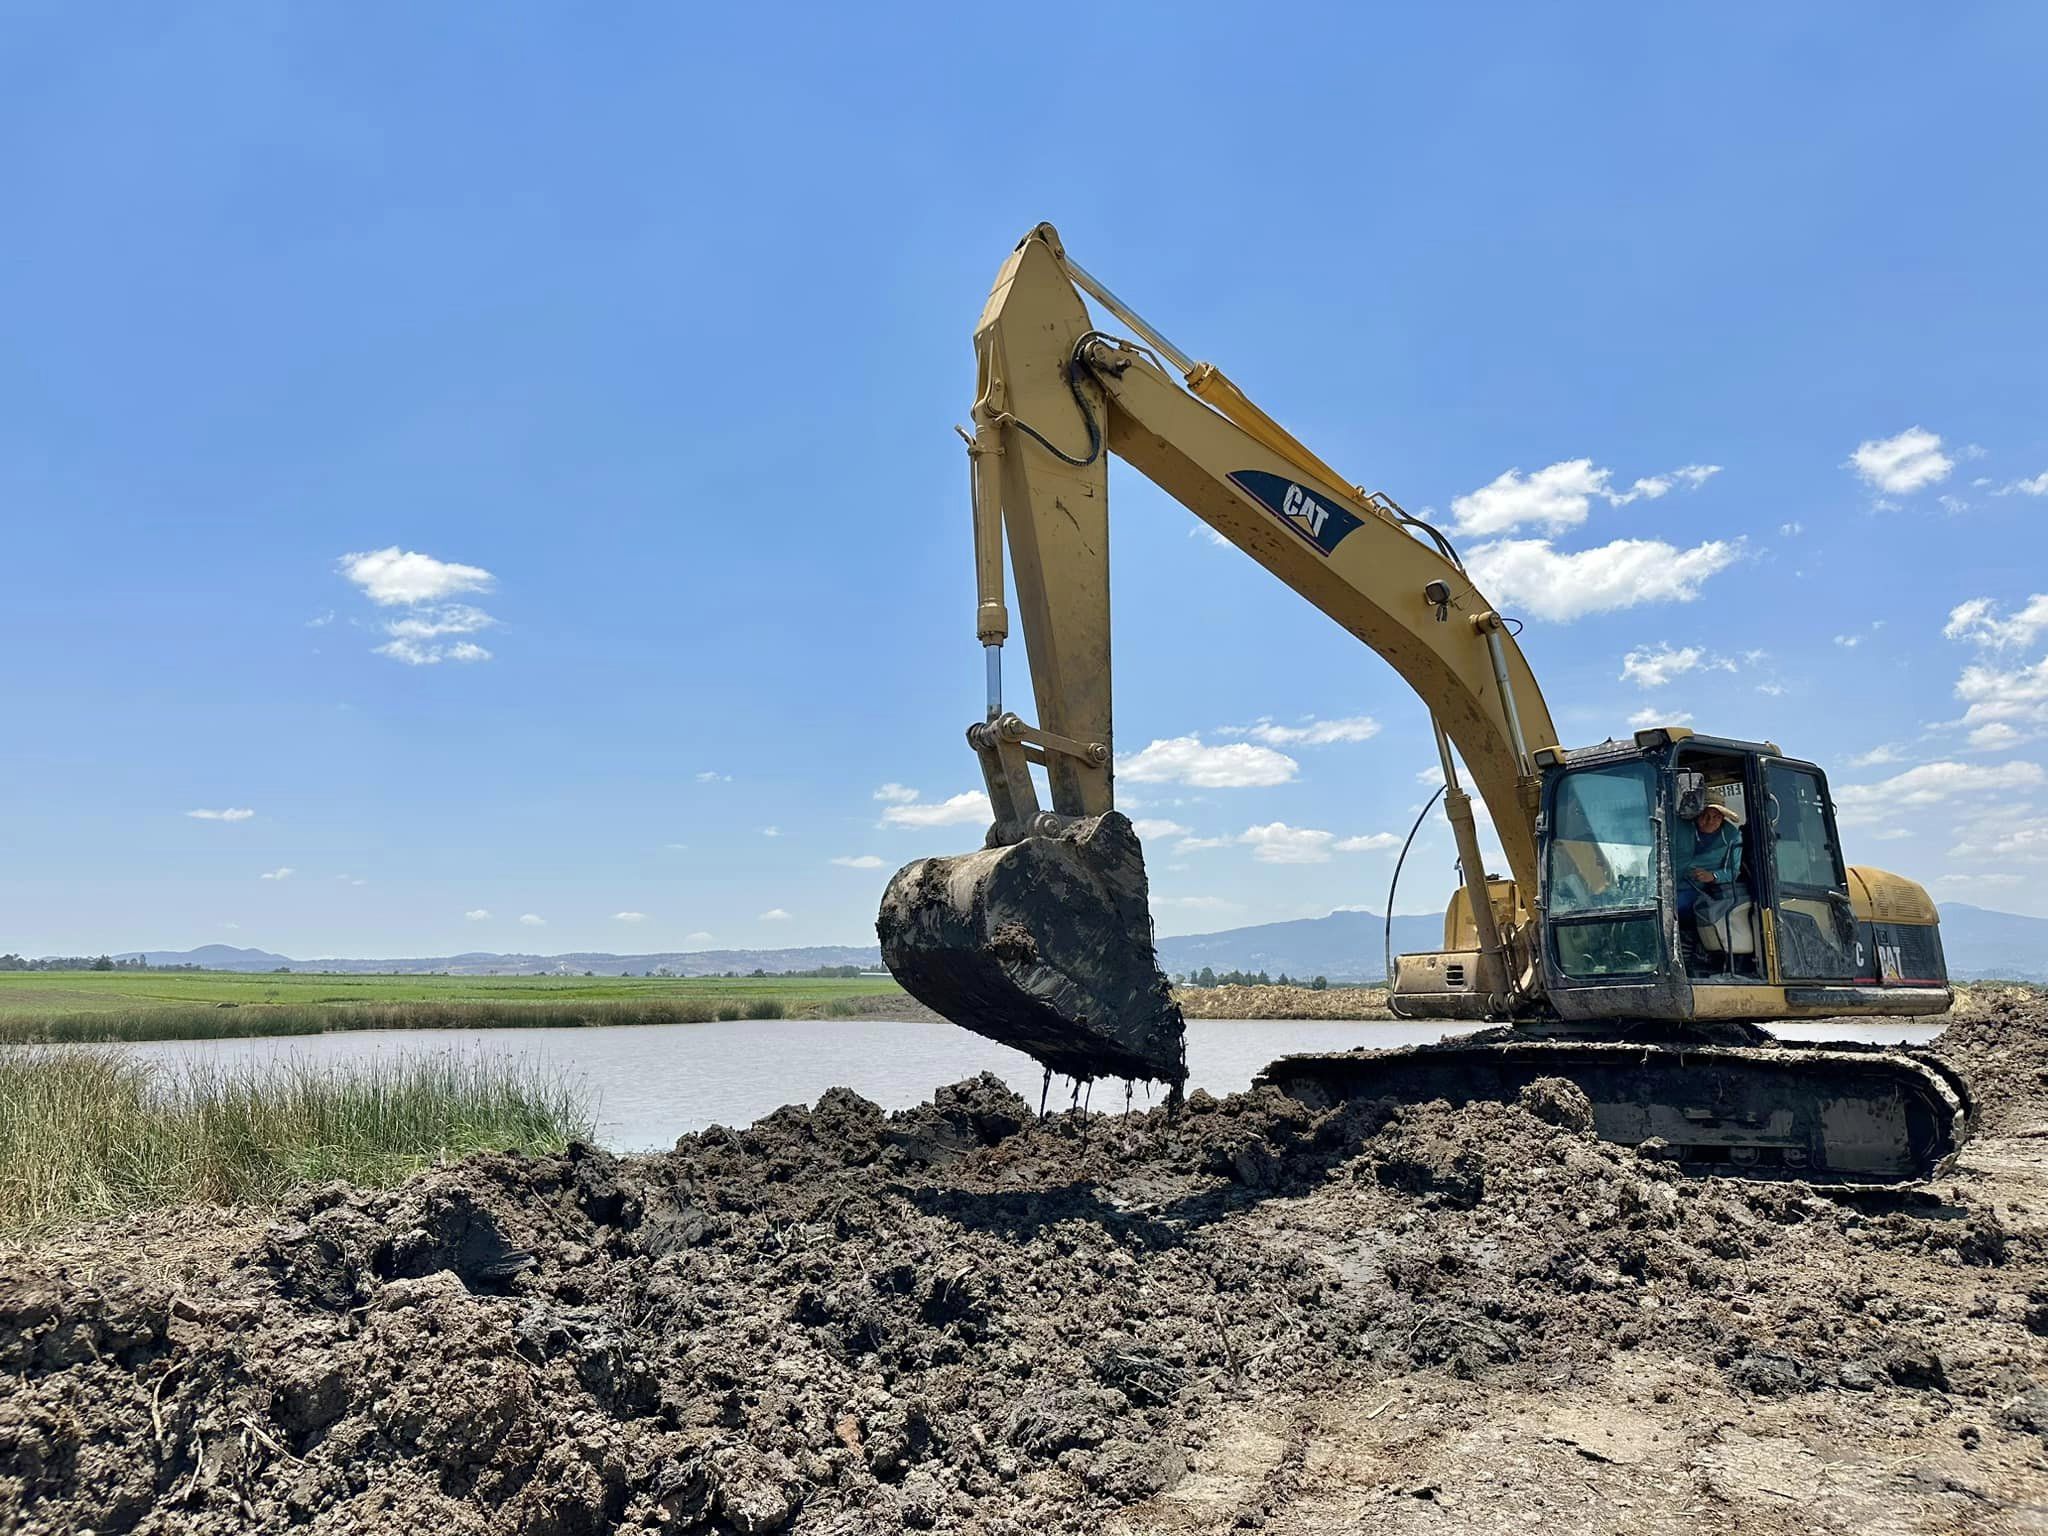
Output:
[{"xmin": 878, "ymin": 223, "xmax": 1968, "ymax": 1181}]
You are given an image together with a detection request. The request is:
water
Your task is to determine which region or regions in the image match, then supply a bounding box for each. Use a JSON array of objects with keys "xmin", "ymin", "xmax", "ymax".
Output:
[{"xmin": 103, "ymin": 1014, "xmax": 1945, "ymax": 1152}]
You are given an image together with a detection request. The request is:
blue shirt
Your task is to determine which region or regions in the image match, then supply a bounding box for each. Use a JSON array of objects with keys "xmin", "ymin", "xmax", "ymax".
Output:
[{"xmin": 1675, "ymin": 815, "xmax": 1742, "ymax": 888}]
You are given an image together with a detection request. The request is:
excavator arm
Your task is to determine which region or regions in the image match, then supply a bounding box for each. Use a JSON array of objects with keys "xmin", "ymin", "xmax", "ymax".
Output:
[
  {"xmin": 878, "ymin": 223, "xmax": 1558, "ymax": 1082},
  {"xmin": 965, "ymin": 223, "xmax": 1557, "ymax": 894}
]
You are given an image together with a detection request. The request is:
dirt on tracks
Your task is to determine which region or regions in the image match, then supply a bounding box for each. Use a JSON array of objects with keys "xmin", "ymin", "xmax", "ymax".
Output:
[{"xmin": 7, "ymin": 999, "xmax": 2048, "ymax": 1533}]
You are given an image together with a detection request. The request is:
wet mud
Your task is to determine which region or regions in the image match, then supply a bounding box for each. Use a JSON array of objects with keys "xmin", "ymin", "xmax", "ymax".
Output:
[
  {"xmin": 878, "ymin": 812, "xmax": 1185, "ymax": 1084},
  {"xmin": 6, "ymin": 994, "xmax": 2048, "ymax": 1533}
]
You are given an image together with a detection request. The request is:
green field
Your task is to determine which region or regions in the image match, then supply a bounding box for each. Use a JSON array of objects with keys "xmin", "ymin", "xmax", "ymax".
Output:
[{"xmin": 0, "ymin": 969, "xmax": 911, "ymax": 1043}]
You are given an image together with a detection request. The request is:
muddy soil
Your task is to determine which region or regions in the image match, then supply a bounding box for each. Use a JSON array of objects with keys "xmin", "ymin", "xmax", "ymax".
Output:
[{"xmin": 7, "ymin": 995, "xmax": 2048, "ymax": 1534}]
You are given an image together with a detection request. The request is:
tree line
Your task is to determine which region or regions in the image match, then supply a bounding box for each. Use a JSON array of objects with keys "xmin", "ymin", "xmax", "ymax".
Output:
[{"xmin": 1176, "ymin": 968, "xmax": 1330, "ymax": 989}]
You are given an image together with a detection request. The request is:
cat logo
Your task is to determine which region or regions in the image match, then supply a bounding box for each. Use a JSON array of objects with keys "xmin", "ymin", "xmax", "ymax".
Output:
[
  {"xmin": 1281, "ymin": 483, "xmax": 1332, "ymax": 537},
  {"xmin": 1878, "ymin": 943, "xmax": 1904, "ymax": 984},
  {"xmin": 1225, "ymin": 469, "xmax": 1365, "ymax": 557}
]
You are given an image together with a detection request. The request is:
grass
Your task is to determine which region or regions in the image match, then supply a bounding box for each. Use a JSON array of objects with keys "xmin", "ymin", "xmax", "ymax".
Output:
[
  {"xmin": 0, "ymin": 1046, "xmax": 594, "ymax": 1241},
  {"xmin": 0, "ymin": 970, "xmax": 908, "ymax": 1043}
]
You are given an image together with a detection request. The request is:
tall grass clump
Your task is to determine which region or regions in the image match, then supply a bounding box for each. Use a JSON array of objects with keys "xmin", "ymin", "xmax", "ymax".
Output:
[
  {"xmin": 0, "ymin": 1047, "xmax": 594, "ymax": 1241},
  {"xmin": 0, "ymin": 992, "xmax": 851, "ymax": 1044}
]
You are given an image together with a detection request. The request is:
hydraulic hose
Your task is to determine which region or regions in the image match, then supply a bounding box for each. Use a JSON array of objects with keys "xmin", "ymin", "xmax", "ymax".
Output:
[{"xmin": 1383, "ymin": 784, "xmax": 1447, "ymax": 1016}]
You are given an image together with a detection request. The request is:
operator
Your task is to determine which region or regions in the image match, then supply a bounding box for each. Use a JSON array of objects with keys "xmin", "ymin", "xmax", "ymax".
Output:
[{"xmin": 1675, "ymin": 798, "xmax": 1743, "ymax": 921}]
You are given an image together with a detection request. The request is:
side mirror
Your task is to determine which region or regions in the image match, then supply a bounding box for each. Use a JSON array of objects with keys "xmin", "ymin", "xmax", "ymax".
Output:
[{"xmin": 1674, "ymin": 769, "xmax": 1706, "ymax": 821}]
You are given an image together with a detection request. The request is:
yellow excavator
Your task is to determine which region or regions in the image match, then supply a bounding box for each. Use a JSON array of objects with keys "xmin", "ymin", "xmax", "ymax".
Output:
[{"xmin": 879, "ymin": 223, "xmax": 1967, "ymax": 1181}]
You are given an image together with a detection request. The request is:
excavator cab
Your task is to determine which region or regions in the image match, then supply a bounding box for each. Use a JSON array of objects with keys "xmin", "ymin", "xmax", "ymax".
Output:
[{"xmin": 1396, "ymin": 727, "xmax": 1951, "ymax": 1027}]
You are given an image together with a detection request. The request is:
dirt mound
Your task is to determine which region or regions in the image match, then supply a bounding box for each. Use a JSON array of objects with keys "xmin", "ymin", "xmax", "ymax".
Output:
[
  {"xmin": 1936, "ymin": 984, "xmax": 2048, "ymax": 1133},
  {"xmin": 8, "ymin": 1014, "xmax": 2048, "ymax": 1533}
]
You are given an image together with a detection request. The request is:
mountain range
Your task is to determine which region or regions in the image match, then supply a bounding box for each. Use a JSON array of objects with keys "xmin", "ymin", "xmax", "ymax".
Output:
[{"xmin": 112, "ymin": 901, "xmax": 2047, "ymax": 983}]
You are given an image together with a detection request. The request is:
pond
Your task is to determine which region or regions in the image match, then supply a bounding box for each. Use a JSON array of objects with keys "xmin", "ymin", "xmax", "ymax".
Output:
[{"xmin": 104, "ymin": 1014, "xmax": 1944, "ymax": 1152}]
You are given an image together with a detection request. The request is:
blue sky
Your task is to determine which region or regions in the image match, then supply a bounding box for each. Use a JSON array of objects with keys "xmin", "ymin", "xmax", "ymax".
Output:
[{"xmin": 5, "ymin": 5, "xmax": 2046, "ymax": 957}]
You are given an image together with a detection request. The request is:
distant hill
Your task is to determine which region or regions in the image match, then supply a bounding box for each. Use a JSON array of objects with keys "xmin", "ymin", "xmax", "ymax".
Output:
[
  {"xmin": 1929, "ymin": 904, "xmax": 2048, "ymax": 983},
  {"xmin": 124, "ymin": 943, "xmax": 297, "ymax": 970},
  {"xmin": 95, "ymin": 901, "xmax": 2048, "ymax": 983},
  {"xmin": 1157, "ymin": 909, "xmax": 1443, "ymax": 983}
]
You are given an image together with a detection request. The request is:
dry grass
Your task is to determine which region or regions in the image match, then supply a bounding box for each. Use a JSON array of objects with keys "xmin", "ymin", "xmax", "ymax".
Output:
[{"xmin": 0, "ymin": 1046, "xmax": 593, "ymax": 1241}]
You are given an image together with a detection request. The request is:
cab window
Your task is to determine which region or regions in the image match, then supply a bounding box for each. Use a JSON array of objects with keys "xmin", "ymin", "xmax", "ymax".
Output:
[
  {"xmin": 1546, "ymin": 762, "xmax": 1660, "ymax": 980},
  {"xmin": 1547, "ymin": 763, "xmax": 1658, "ymax": 916}
]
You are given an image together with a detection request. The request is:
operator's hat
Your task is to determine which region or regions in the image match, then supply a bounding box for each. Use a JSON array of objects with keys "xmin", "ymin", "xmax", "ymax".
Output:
[{"xmin": 1706, "ymin": 796, "xmax": 1744, "ymax": 826}]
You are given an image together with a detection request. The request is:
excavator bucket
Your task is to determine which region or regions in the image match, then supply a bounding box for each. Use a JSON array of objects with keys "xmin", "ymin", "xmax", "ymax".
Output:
[{"xmin": 877, "ymin": 812, "xmax": 1187, "ymax": 1085}]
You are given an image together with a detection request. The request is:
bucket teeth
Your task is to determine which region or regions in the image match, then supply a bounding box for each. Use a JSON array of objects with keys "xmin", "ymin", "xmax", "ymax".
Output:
[{"xmin": 878, "ymin": 812, "xmax": 1187, "ymax": 1085}]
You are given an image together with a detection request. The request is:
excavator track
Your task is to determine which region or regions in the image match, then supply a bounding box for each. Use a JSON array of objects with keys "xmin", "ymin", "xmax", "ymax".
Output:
[{"xmin": 1257, "ymin": 1035, "xmax": 1970, "ymax": 1181}]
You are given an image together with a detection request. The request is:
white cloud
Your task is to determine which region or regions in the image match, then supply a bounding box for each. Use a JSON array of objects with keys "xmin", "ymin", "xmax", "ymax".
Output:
[
  {"xmin": 1848, "ymin": 745, "xmax": 1904, "ymax": 768},
  {"xmin": 336, "ymin": 874, "xmax": 366, "ymax": 886},
  {"xmin": 663, "ymin": 842, "xmax": 690, "ymax": 852},
  {"xmin": 1846, "ymin": 428, "xmax": 1953, "ymax": 496},
  {"xmin": 1939, "ymin": 494, "xmax": 1970, "ymax": 516},
  {"xmin": 1954, "ymin": 656, "xmax": 2048, "ymax": 748},
  {"xmin": 614, "ymin": 911, "xmax": 647, "ymax": 923},
  {"xmin": 1620, "ymin": 643, "xmax": 1707, "ymax": 689},
  {"xmin": 383, "ymin": 604, "xmax": 495, "ymax": 641},
  {"xmin": 1196, "ymin": 822, "xmax": 1401, "ymax": 864},
  {"xmin": 1834, "ymin": 634, "xmax": 1862, "ymax": 649},
  {"xmin": 696, "ymin": 770, "xmax": 732, "ymax": 783},
  {"xmin": 1968, "ymin": 722, "xmax": 2024, "ymax": 752},
  {"xmin": 340, "ymin": 550, "xmax": 500, "ymax": 666},
  {"xmin": 1154, "ymin": 895, "xmax": 1243, "ymax": 913},
  {"xmin": 519, "ymin": 913, "xmax": 546, "ymax": 926},
  {"xmin": 1417, "ymin": 765, "xmax": 1446, "ymax": 787},
  {"xmin": 1945, "ymin": 595, "xmax": 2048, "ymax": 651},
  {"xmin": 259, "ymin": 866, "xmax": 293, "ymax": 880},
  {"xmin": 831, "ymin": 854, "xmax": 885, "ymax": 868},
  {"xmin": 880, "ymin": 790, "xmax": 993, "ymax": 829},
  {"xmin": 1949, "ymin": 808, "xmax": 2048, "ymax": 864},
  {"xmin": 465, "ymin": 909, "xmax": 491, "ymax": 921},
  {"xmin": 760, "ymin": 826, "xmax": 781, "ymax": 838},
  {"xmin": 873, "ymin": 782, "xmax": 920, "ymax": 804},
  {"xmin": 186, "ymin": 807, "xmax": 255, "ymax": 822},
  {"xmin": 1992, "ymin": 472, "xmax": 2048, "ymax": 498},
  {"xmin": 375, "ymin": 636, "xmax": 493, "ymax": 666},
  {"xmin": 1779, "ymin": 521, "xmax": 1804, "ymax": 536},
  {"xmin": 1242, "ymin": 824, "xmax": 1334, "ymax": 863},
  {"xmin": 1448, "ymin": 459, "xmax": 1720, "ymax": 538},
  {"xmin": 1465, "ymin": 537, "xmax": 1740, "ymax": 622},
  {"xmin": 1130, "ymin": 818, "xmax": 1189, "ymax": 840},
  {"xmin": 306, "ymin": 610, "xmax": 335, "ymax": 628},
  {"xmin": 1930, "ymin": 871, "xmax": 2025, "ymax": 893},
  {"xmin": 1628, "ymin": 706, "xmax": 1694, "ymax": 729},
  {"xmin": 1237, "ymin": 715, "xmax": 1381, "ymax": 746},
  {"xmin": 1334, "ymin": 832, "xmax": 1401, "ymax": 853},
  {"xmin": 1116, "ymin": 735, "xmax": 1298, "ymax": 789},
  {"xmin": 1833, "ymin": 760, "xmax": 2045, "ymax": 825},
  {"xmin": 339, "ymin": 548, "xmax": 494, "ymax": 606},
  {"xmin": 758, "ymin": 908, "xmax": 791, "ymax": 921},
  {"xmin": 685, "ymin": 931, "xmax": 714, "ymax": 944}
]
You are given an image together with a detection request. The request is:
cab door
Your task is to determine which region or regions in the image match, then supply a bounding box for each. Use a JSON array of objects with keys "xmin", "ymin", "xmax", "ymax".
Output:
[
  {"xmin": 1539, "ymin": 759, "xmax": 1689, "ymax": 1019},
  {"xmin": 1760, "ymin": 758, "xmax": 1858, "ymax": 981}
]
